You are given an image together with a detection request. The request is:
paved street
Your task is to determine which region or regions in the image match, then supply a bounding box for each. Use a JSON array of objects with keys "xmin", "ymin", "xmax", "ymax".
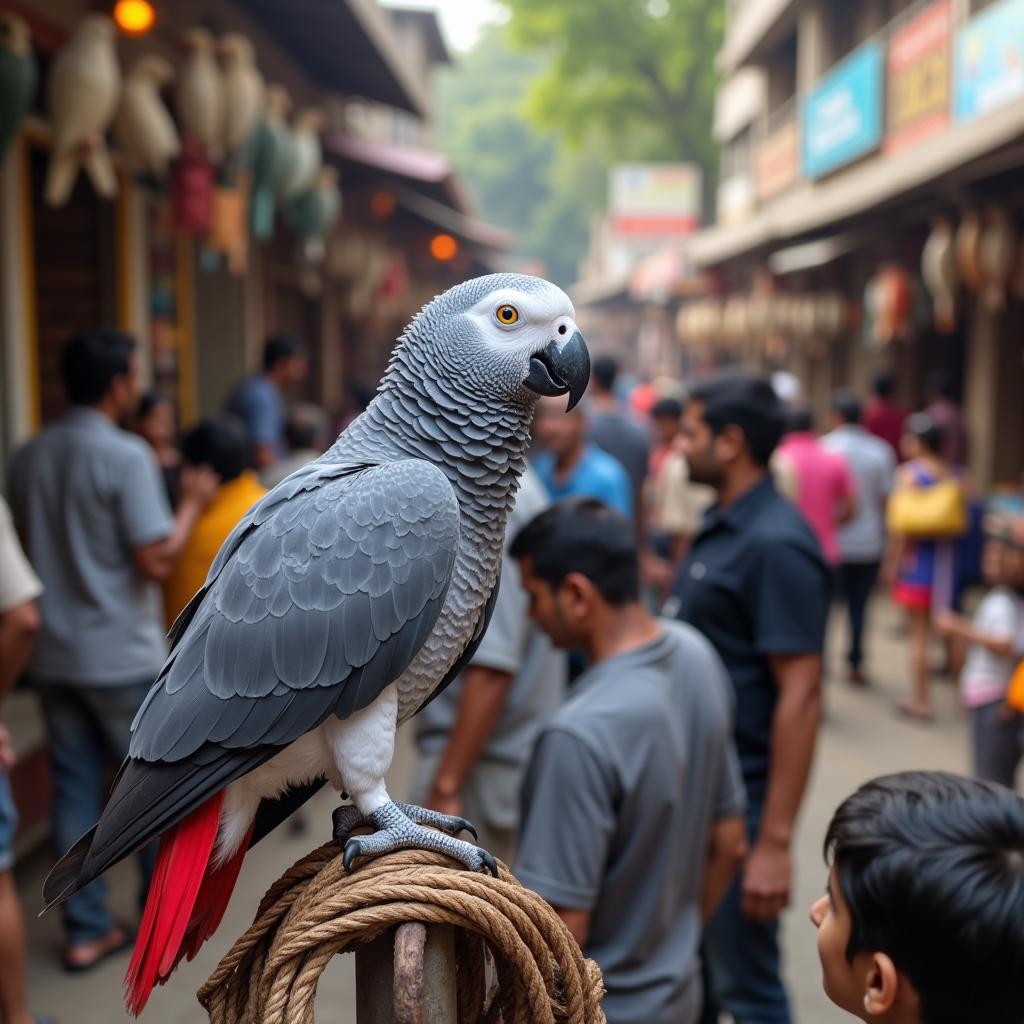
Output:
[{"xmin": 17, "ymin": 595, "xmax": 970, "ymax": 1023}]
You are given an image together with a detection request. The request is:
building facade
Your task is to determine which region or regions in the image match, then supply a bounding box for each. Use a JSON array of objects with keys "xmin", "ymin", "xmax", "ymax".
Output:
[{"xmin": 690, "ymin": 0, "xmax": 1024, "ymax": 488}]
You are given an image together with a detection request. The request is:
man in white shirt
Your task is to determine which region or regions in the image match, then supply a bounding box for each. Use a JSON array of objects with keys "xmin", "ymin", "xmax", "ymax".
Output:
[{"xmin": 822, "ymin": 389, "xmax": 896, "ymax": 684}]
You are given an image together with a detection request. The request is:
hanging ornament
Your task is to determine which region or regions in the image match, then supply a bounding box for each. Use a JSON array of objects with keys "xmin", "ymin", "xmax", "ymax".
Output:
[
  {"xmin": 114, "ymin": 55, "xmax": 179, "ymax": 180},
  {"xmin": 45, "ymin": 14, "xmax": 121, "ymax": 206},
  {"xmin": 249, "ymin": 84, "xmax": 293, "ymax": 240},
  {"xmin": 978, "ymin": 207, "xmax": 1017, "ymax": 311},
  {"xmin": 176, "ymin": 27, "xmax": 225, "ymax": 163},
  {"xmin": 921, "ymin": 217, "xmax": 957, "ymax": 333},
  {"xmin": 173, "ymin": 135, "xmax": 214, "ymax": 236},
  {"xmin": 219, "ymin": 33, "xmax": 265, "ymax": 180},
  {"xmin": 208, "ymin": 182, "xmax": 248, "ymax": 274},
  {"xmin": 0, "ymin": 13, "xmax": 37, "ymax": 164},
  {"xmin": 955, "ymin": 209, "xmax": 984, "ymax": 295},
  {"xmin": 288, "ymin": 165, "xmax": 341, "ymax": 263}
]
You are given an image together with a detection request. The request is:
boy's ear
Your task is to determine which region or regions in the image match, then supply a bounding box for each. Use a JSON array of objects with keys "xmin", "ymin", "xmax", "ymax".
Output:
[{"xmin": 862, "ymin": 953, "xmax": 920, "ymax": 1017}]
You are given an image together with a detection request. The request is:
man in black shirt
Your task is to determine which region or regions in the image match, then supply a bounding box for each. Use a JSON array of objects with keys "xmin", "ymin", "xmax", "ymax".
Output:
[{"xmin": 667, "ymin": 371, "xmax": 828, "ymax": 1024}]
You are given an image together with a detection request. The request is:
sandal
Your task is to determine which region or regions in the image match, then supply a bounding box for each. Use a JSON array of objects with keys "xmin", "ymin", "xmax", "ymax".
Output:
[{"xmin": 62, "ymin": 924, "xmax": 135, "ymax": 974}]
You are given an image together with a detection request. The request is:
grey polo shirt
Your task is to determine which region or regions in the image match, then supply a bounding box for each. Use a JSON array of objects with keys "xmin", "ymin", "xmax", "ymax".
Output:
[
  {"xmin": 9, "ymin": 407, "xmax": 174, "ymax": 686},
  {"xmin": 416, "ymin": 468, "xmax": 566, "ymax": 829},
  {"xmin": 516, "ymin": 621, "xmax": 745, "ymax": 1024}
]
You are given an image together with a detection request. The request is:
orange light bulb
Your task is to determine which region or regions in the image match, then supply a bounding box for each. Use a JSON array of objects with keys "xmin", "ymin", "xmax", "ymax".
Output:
[
  {"xmin": 430, "ymin": 234, "xmax": 458, "ymax": 262},
  {"xmin": 114, "ymin": 0, "xmax": 156, "ymax": 36}
]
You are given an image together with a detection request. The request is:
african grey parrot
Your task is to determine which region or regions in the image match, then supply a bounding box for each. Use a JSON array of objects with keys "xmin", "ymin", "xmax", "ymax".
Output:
[{"xmin": 42, "ymin": 273, "xmax": 589, "ymax": 1014}]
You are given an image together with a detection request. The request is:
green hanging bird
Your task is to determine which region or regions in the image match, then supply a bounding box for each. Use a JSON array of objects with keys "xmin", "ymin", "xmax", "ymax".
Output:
[
  {"xmin": 249, "ymin": 83, "xmax": 295, "ymax": 240},
  {"xmin": 288, "ymin": 164, "xmax": 341, "ymax": 262},
  {"xmin": 0, "ymin": 12, "xmax": 37, "ymax": 164}
]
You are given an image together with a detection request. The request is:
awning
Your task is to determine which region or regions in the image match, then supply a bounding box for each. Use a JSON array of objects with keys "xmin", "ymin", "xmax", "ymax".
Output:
[
  {"xmin": 394, "ymin": 188, "xmax": 515, "ymax": 251},
  {"xmin": 768, "ymin": 231, "xmax": 866, "ymax": 276},
  {"xmin": 327, "ymin": 135, "xmax": 452, "ymax": 184},
  {"xmin": 240, "ymin": 0, "xmax": 429, "ymax": 115}
]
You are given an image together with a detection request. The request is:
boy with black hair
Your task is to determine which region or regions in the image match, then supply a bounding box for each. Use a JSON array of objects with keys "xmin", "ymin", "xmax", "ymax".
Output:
[
  {"xmin": 511, "ymin": 499, "xmax": 746, "ymax": 1024},
  {"xmin": 811, "ymin": 771, "xmax": 1024, "ymax": 1024}
]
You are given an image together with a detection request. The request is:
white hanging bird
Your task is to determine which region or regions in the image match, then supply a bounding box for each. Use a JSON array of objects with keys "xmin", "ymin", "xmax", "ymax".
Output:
[
  {"xmin": 114, "ymin": 55, "xmax": 179, "ymax": 180},
  {"xmin": 45, "ymin": 14, "xmax": 121, "ymax": 206},
  {"xmin": 281, "ymin": 106, "xmax": 323, "ymax": 197},
  {"xmin": 176, "ymin": 27, "xmax": 225, "ymax": 161},
  {"xmin": 219, "ymin": 33, "xmax": 264, "ymax": 157}
]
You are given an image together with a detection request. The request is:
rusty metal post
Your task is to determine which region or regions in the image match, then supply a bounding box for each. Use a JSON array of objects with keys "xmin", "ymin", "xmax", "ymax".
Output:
[{"xmin": 355, "ymin": 923, "xmax": 458, "ymax": 1023}]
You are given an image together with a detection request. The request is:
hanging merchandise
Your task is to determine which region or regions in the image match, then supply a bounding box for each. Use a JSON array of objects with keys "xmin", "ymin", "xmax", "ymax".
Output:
[
  {"xmin": 280, "ymin": 107, "xmax": 323, "ymax": 198},
  {"xmin": 0, "ymin": 13, "xmax": 37, "ymax": 164},
  {"xmin": 173, "ymin": 135, "xmax": 214, "ymax": 236},
  {"xmin": 873, "ymin": 263, "xmax": 912, "ymax": 346},
  {"xmin": 288, "ymin": 164, "xmax": 341, "ymax": 263},
  {"xmin": 722, "ymin": 295, "xmax": 749, "ymax": 343},
  {"xmin": 114, "ymin": 55, "xmax": 179, "ymax": 181},
  {"xmin": 955, "ymin": 209, "xmax": 984, "ymax": 295},
  {"xmin": 813, "ymin": 292, "xmax": 846, "ymax": 339},
  {"xmin": 176, "ymin": 27, "xmax": 225, "ymax": 163},
  {"xmin": 921, "ymin": 217, "xmax": 958, "ymax": 333},
  {"xmin": 978, "ymin": 207, "xmax": 1017, "ymax": 311},
  {"xmin": 208, "ymin": 183, "xmax": 248, "ymax": 274},
  {"xmin": 45, "ymin": 14, "xmax": 121, "ymax": 206},
  {"xmin": 219, "ymin": 33, "xmax": 264, "ymax": 180},
  {"xmin": 249, "ymin": 84, "xmax": 294, "ymax": 239}
]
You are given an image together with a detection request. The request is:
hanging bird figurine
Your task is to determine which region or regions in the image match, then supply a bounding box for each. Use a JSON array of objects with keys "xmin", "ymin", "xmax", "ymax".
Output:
[
  {"xmin": 114, "ymin": 55, "xmax": 180, "ymax": 181},
  {"xmin": 45, "ymin": 14, "xmax": 121, "ymax": 207},
  {"xmin": 249, "ymin": 83, "xmax": 293, "ymax": 239},
  {"xmin": 280, "ymin": 106, "xmax": 323, "ymax": 198},
  {"xmin": 219, "ymin": 32, "xmax": 264, "ymax": 174},
  {"xmin": 289, "ymin": 164, "xmax": 342, "ymax": 263},
  {"xmin": 0, "ymin": 12, "xmax": 37, "ymax": 164},
  {"xmin": 921, "ymin": 217, "xmax": 957, "ymax": 333},
  {"xmin": 176, "ymin": 27, "xmax": 225, "ymax": 163}
]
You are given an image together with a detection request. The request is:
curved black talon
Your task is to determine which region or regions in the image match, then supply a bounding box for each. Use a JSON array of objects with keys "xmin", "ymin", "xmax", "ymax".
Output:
[
  {"xmin": 455, "ymin": 816, "xmax": 478, "ymax": 841},
  {"xmin": 481, "ymin": 850, "xmax": 499, "ymax": 877},
  {"xmin": 343, "ymin": 838, "xmax": 362, "ymax": 873}
]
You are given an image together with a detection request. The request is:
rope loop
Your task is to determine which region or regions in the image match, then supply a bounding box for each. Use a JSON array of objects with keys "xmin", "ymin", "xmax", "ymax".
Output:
[{"xmin": 198, "ymin": 843, "xmax": 606, "ymax": 1024}]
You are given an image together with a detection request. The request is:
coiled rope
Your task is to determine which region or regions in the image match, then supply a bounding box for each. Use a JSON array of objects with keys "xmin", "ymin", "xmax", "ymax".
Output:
[{"xmin": 198, "ymin": 842, "xmax": 606, "ymax": 1024}]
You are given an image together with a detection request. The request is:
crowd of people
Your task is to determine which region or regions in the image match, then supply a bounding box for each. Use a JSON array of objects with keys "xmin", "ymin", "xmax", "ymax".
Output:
[{"xmin": 0, "ymin": 325, "xmax": 1022, "ymax": 1024}]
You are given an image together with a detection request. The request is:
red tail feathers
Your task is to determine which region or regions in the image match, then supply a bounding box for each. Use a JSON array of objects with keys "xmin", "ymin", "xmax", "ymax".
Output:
[{"xmin": 124, "ymin": 793, "xmax": 250, "ymax": 1016}]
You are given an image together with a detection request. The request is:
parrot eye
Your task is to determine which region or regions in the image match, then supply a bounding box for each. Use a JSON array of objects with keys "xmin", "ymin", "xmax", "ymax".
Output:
[{"xmin": 495, "ymin": 304, "xmax": 520, "ymax": 326}]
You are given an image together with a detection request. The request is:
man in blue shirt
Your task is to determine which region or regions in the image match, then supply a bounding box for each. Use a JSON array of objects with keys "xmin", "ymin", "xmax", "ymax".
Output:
[
  {"xmin": 666, "ymin": 371, "xmax": 829, "ymax": 1024},
  {"xmin": 532, "ymin": 397, "xmax": 632, "ymax": 520},
  {"xmin": 226, "ymin": 334, "xmax": 309, "ymax": 471}
]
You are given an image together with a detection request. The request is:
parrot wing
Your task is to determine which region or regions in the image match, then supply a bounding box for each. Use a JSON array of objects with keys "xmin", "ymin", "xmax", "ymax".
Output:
[{"xmin": 44, "ymin": 458, "xmax": 461, "ymax": 904}]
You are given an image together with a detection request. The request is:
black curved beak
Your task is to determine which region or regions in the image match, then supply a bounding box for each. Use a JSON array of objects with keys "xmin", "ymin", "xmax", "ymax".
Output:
[{"xmin": 523, "ymin": 330, "xmax": 590, "ymax": 411}]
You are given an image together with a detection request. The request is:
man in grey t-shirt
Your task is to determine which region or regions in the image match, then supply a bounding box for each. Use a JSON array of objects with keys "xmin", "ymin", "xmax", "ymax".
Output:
[
  {"xmin": 510, "ymin": 499, "xmax": 747, "ymax": 1024},
  {"xmin": 413, "ymin": 466, "xmax": 565, "ymax": 865},
  {"xmin": 9, "ymin": 328, "xmax": 216, "ymax": 970}
]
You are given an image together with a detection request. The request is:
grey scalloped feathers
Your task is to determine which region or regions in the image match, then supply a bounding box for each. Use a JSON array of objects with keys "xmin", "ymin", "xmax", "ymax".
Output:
[
  {"xmin": 42, "ymin": 273, "xmax": 590, "ymax": 1016},
  {"xmin": 44, "ymin": 14, "xmax": 121, "ymax": 206},
  {"xmin": 0, "ymin": 12, "xmax": 37, "ymax": 165}
]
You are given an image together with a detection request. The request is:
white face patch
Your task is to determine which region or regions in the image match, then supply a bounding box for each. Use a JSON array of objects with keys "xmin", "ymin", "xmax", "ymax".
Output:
[{"xmin": 463, "ymin": 286, "xmax": 578, "ymax": 355}]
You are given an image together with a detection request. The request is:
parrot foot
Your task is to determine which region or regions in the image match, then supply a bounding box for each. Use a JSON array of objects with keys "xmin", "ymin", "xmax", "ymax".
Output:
[
  {"xmin": 342, "ymin": 801, "xmax": 498, "ymax": 877},
  {"xmin": 331, "ymin": 804, "xmax": 367, "ymax": 845},
  {"xmin": 394, "ymin": 802, "xmax": 478, "ymax": 841}
]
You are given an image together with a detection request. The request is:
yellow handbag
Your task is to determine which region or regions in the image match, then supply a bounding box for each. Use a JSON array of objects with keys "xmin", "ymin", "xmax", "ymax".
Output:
[{"xmin": 886, "ymin": 477, "xmax": 967, "ymax": 538}]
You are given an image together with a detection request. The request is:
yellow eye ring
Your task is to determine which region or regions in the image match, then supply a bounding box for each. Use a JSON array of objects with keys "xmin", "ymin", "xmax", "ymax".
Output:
[{"xmin": 495, "ymin": 304, "xmax": 520, "ymax": 326}]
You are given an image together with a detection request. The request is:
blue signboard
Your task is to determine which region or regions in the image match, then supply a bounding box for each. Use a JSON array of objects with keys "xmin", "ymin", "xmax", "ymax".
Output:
[
  {"xmin": 803, "ymin": 42, "xmax": 884, "ymax": 179},
  {"xmin": 954, "ymin": 0, "xmax": 1024, "ymax": 122}
]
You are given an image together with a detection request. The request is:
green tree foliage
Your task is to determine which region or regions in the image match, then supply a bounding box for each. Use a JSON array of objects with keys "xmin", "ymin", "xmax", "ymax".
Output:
[
  {"xmin": 502, "ymin": 0, "xmax": 723, "ymax": 173},
  {"xmin": 437, "ymin": 26, "xmax": 603, "ymax": 286}
]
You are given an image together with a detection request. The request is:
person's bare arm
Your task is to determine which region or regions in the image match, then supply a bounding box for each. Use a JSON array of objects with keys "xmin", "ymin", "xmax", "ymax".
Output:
[
  {"xmin": 838, "ymin": 494, "xmax": 856, "ymax": 526},
  {"xmin": 133, "ymin": 465, "xmax": 219, "ymax": 582},
  {"xmin": 934, "ymin": 611, "xmax": 1015, "ymax": 658},
  {"xmin": 425, "ymin": 665, "xmax": 514, "ymax": 818},
  {"xmin": 741, "ymin": 653, "xmax": 821, "ymax": 922},
  {"xmin": 553, "ymin": 907, "xmax": 591, "ymax": 947},
  {"xmin": 701, "ymin": 815, "xmax": 747, "ymax": 922},
  {"xmin": 0, "ymin": 601, "xmax": 40, "ymax": 699}
]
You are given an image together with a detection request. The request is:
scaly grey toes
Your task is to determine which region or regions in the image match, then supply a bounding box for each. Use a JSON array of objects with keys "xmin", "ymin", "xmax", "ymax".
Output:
[
  {"xmin": 394, "ymin": 802, "xmax": 479, "ymax": 840},
  {"xmin": 342, "ymin": 801, "xmax": 497, "ymax": 875},
  {"xmin": 332, "ymin": 804, "xmax": 367, "ymax": 845}
]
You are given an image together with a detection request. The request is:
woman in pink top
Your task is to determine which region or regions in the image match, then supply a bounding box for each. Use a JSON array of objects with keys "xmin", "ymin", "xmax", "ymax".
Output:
[{"xmin": 774, "ymin": 407, "xmax": 856, "ymax": 567}]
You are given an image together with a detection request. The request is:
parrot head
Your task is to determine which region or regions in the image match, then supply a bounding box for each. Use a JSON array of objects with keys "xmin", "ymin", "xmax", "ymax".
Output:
[
  {"xmin": 0, "ymin": 12, "xmax": 31, "ymax": 57},
  {"xmin": 180, "ymin": 26, "xmax": 216, "ymax": 55},
  {"xmin": 397, "ymin": 274, "xmax": 590, "ymax": 412},
  {"xmin": 130, "ymin": 54, "xmax": 174, "ymax": 87},
  {"xmin": 72, "ymin": 13, "xmax": 115, "ymax": 47},
  {"xmin": 218, "ymin": 33, "xmax": 256, "ymax": 66}
]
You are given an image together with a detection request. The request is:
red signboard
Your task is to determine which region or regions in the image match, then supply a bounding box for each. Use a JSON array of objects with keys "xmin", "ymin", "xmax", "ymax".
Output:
[{"xmin": 886, "ymin": 0, "xmax": 951, "ymax": 153}]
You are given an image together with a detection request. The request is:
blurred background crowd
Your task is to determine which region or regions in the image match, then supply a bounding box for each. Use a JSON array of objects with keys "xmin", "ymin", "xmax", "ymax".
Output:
[{"xmin": 1, "ymin": 0, "xmax": 1024, "ymax": 1022}]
